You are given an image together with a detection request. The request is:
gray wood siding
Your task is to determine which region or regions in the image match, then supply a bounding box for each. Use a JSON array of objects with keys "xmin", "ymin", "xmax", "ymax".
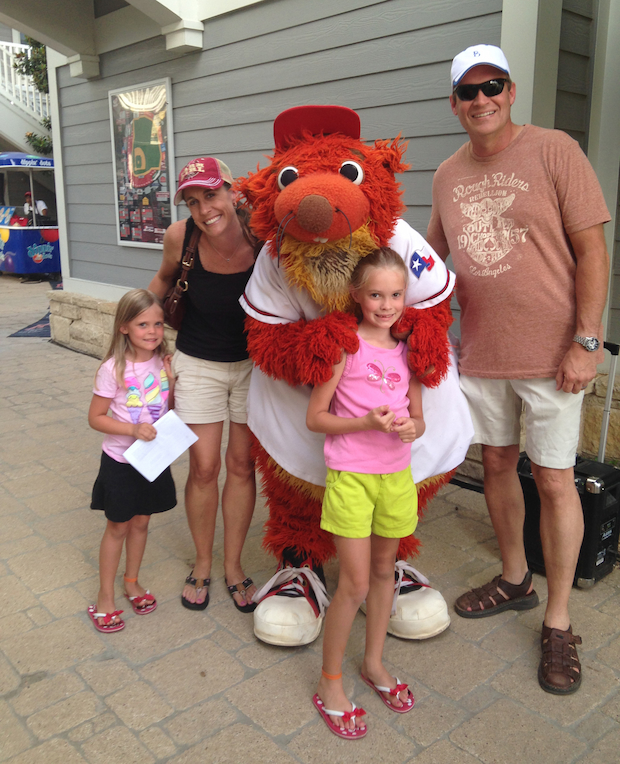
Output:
[
  {"xmin": 57, "ymin": 0, "xmax": 501, "ymax": 289},
  {"xmin": 554, "ymin": 0, "xmax": 595, "ymax": 151}
]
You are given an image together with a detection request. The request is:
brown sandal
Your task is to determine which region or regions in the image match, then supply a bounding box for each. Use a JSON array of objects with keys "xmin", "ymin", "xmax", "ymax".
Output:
[
  {"xmin": 454, "ymin": 570, "xmax": 539, "ymax": 619},
  {"xmin": 538, "ymin": 623, "xmax": 582, "ymax": 694}
]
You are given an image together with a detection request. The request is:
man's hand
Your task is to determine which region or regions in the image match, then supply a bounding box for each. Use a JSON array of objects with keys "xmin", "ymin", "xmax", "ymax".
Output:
[{"xmin": 555, "ymin": 343, "xmax": 598, "ymax": 394}]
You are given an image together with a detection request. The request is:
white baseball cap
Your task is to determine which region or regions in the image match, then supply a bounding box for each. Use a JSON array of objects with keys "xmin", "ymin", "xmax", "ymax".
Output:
[{"xmin": 451, "ymin": 44, "xmax": 511, "ymax": 87}]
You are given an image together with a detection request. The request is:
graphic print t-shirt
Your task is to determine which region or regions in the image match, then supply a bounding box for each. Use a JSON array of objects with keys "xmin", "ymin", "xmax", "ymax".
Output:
[
  {"xmin": 429, "ymin": 125, "xmax": 610, "ymax": 379},
  {"xmin": 94, "ymin": 356, "xmax": 170, "ymax": 463}
]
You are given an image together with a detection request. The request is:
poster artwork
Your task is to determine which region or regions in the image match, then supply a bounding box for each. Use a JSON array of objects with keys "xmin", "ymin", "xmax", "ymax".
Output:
[{"xmin": 109, "ymin": 79, "xmax": 175, "ymax": 248}]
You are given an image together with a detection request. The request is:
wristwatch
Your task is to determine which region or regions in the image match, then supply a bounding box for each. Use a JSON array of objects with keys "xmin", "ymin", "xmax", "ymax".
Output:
[{"xmin": 573, "ymin": 334, "xmax": 600, "ymax": 352}]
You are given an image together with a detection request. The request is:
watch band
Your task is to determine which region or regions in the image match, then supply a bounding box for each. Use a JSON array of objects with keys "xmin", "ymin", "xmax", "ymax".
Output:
[{"xmin": 573, "ymin": 334, "xmax": 600, "ymax": 351}]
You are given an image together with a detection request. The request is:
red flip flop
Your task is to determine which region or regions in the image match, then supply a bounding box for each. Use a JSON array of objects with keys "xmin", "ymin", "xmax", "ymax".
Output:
[
  {"xmin": 125, "ymin": 591, "xmax": 157, "ymax": 615},
  {"xmin": 312, "ymin": 694, "xmax": 367, "ymax": 739},
  {"xmin": 87, "ymin": 605, "xmax": 125, "ymax": 633},
  {"xmin": 361, "ymin": 673, "xmax": 414, "ymax": 713}
]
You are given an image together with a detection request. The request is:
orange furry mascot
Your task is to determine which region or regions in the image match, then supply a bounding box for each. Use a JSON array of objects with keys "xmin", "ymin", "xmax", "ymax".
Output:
[{"xmin": 239, "ymin": 105, "xmax": 473, "ymax": 646}]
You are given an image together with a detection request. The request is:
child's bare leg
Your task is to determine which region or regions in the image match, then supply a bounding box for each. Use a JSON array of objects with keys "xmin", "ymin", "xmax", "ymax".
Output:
[
  {"xmin": 124, "ymin": 514, "xmax": 151, "ymax": 598},
  {"xmin": 317, "ymin": 536, "xmax": 370, "ymax": 731},
  {"xmin": 98, "ymin": 520, "xmax": 129, "ymax": 625},
  {"xmin": 361, "ymin": 535, "xmax": 409, "ymax": 707}
]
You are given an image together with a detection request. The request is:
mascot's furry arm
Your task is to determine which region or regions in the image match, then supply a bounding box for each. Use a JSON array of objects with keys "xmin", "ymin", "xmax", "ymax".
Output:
[
  {"xmin": 394, "ymin": 301, "xmax": 453, "ymax": 388},
  {"xmin": 245, "ymin": 311, "xmax": 359, "ymax": 387}
]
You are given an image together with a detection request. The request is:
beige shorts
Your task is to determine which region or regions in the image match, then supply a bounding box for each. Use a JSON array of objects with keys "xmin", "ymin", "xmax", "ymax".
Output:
[
  {"xmin": 459, "ymin": 375, "xmax": 584, "ymax": 469},
  {"xmin": 171, "ymin": 350, "xmax": 253, "ymax": 425}
]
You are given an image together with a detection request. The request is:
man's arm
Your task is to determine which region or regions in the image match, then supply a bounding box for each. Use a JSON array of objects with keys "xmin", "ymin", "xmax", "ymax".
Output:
[
  {"xmin": 427, "ymin": 174, "xmax": 450, "ymax": 261},
  {"xmin": 556, "ymin": 223, "xmax": 610, "ymax": 393},
  {"xmin": 426, "ymin": 207, "xmax": 450, "ymax": 262}
]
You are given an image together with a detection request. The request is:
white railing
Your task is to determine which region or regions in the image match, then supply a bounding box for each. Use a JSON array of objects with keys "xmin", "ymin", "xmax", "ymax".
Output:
[{"xmin": 0, "ymin": 42, "xmax": 50, "ymax": 122}]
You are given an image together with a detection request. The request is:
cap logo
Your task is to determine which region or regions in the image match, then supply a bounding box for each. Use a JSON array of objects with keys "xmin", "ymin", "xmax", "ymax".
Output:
[{"xmin": 180, "ymin": 160, "xmax": 205, "ymax": 182}]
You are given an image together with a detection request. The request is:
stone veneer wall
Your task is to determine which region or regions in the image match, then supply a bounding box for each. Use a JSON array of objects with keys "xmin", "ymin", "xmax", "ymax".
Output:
[{"xmin": 49, "ymin": 290, "xmax": 620, "ymax": 470}]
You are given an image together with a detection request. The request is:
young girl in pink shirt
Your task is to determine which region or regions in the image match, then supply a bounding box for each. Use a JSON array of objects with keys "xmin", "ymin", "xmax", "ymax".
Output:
[
  {"xmin": 88, "ymin": 289, "xmax": 176, "ymax": 633},
  {"xmin": 307, "ymin": 247, "xmax": 424, "ymax": 738}
]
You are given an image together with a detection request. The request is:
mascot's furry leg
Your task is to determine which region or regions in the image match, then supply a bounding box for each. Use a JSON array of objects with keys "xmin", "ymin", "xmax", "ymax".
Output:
[
  {"xmin": 251, "ymin": 437, "xmax": 452, "ymax": 644},
  {"xmin": 251, "ymin": 440, "xmax": 333, "ymax": 646}
]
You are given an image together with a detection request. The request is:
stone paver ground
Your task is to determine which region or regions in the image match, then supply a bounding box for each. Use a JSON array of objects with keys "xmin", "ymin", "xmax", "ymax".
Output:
[{"xmin": 1, "ymin": 272, "xmax": 620, "ymax": 763}]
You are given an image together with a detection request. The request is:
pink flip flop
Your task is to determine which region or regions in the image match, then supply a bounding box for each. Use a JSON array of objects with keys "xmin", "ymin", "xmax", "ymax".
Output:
[
  {"xmin": 125, "ymin": 591, "xmax": 157, "ymax": 615},
  {"xmin": 87, "ymin": 605, "xmax": 125, "ymax": 633},
  {"xmin": 312, "ymin": 693, "xmax": 367, "ymax": 739},
  {"xmin": 361, "ymin": 673, "xmax": 414, "ymax": 713}
]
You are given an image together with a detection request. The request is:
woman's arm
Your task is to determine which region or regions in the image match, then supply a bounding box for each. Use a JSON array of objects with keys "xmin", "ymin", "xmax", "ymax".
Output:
[
  {"xmin": 88, "ymin": 394, "xmax": 156, "ymax": 441},
  {"xmin": 306, "ymin": 355, "xmax": 396, "ymax": 435},
  {"xmin": 148, "ymin": 220, "xmax": 188, "ymax": 298}
]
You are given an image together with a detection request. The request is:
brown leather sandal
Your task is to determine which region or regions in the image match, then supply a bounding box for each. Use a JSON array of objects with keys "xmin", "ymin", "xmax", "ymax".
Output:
[
  {"xmin": 538, "ymin": 623, "xmax": 582, "ymax": 694},
  {"xmin": 454, "ymin": 570, "xmax": 539, "ymax": 619}
]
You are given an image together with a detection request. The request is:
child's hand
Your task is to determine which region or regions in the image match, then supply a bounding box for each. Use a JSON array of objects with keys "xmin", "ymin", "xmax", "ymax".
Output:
[
  {"xmin": 365, "ymin": 405, "xmax": 395, "ymax": 433},
  {"xmin": 163, "ymin": 354, "xmax": 175, "ymax": 379},
  {"xmin": 391, "ymin": 417, "xmax": 418, "ymax": 443},
  {"xmin": 133, "ymin": 423, "xmax": 157, "ymax": 441}
]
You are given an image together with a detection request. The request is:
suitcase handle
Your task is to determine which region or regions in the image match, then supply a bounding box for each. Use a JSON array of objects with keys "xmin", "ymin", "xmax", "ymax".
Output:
[{"xmin": 598, "ymin": 342, "xmax": 619, "ymax": 462}]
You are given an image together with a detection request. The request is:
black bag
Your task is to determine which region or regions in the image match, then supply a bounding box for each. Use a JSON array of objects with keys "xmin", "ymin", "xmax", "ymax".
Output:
[
  {"xmin": 520, "ymin": 342, "xmax": 620, "ymax": 588},
  {"xmin": 163, "ymin": 219, "xmax": 201, "ymax": 330}
]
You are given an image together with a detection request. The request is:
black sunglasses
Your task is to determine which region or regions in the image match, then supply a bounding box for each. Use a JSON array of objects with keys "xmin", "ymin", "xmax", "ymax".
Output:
[{"xmin": 453, "ymin": 78, "xmax": 510, "ymax": 101}]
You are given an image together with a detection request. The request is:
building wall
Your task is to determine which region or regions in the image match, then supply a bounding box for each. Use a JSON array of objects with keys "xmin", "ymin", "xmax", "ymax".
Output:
[
  {"xmin": 0, "ymin": 23, "xmax": 13, "ymax": 42},
  {"xmin": 55, "ymin": 0, "xmax": 501, "ymax": 290},
  {"xmin": 554, "ymin": 0, "xmax": 596, "ymax": 152}
]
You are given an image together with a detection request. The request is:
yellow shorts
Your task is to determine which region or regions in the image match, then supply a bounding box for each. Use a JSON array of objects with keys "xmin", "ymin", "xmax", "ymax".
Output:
[{"xmin": 320, "ymin": 467, "xmax": 418, "ymax": 539}]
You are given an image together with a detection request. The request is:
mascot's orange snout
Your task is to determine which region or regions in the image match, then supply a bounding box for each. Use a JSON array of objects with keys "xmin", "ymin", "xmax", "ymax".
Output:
[{"xmin": 274, "ymin": 172, "xmax": 370, "ymax": 243}]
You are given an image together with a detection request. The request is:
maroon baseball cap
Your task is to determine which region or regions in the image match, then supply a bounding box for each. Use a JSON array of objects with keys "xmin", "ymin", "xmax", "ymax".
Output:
[
  {"xmin": 24, "ymin": 191, "xmax": 32, "ymax": 196},
  {"xmin": 274, "ymin": 105, "xmax": 361, "ymax": 150},
  {"xmin": 174, "ymin": 157, "xmax": 234, "ymax": 205}
]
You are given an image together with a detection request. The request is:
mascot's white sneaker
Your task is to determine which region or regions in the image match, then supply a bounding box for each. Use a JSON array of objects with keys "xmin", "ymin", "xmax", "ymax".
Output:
[
  {"xmin": 252, "ymin": 560, "xmax": 330, "ymax": 646},
  {"xmin": 360, "ymin": 561, "xmax": 450, "ymax": 639}
]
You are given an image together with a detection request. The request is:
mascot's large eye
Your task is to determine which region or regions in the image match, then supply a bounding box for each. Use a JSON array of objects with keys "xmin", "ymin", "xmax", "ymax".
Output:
[
  {"xmin": 277, "ymin": 166, "xmax": 299, "ymax": 190},
  {"xmin": 339, "ymin": 160, "xmax": 364, "ymax": 185}
]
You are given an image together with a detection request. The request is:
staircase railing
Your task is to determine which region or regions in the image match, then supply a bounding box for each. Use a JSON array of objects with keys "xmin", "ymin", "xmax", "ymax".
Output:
[{"xmin": 0, "ymin": 42, "xmax": 50, "ymax": 123}]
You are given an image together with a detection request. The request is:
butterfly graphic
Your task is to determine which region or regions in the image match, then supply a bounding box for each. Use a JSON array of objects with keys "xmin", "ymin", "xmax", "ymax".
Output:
[{"xmin": 367, "ymin": 361, "xmax": 401, "ymax": 392}]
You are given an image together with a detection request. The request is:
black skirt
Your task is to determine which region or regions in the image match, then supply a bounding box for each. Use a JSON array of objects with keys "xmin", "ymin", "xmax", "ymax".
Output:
[{"xmin": 91, "ymin": 451, "xmax": 177, "ymax": 523}]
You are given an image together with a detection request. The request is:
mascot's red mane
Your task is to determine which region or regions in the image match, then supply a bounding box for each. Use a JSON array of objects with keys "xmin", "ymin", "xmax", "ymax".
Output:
[{"xmin": 238, "ymin": 132, "xmax": 409, "ymax": 248}]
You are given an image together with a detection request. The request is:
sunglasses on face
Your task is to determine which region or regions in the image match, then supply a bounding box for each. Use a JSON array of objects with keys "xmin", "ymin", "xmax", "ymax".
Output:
[{"xmin": 453, "ymin": 78, "xmax": 510, "ymax": 101}]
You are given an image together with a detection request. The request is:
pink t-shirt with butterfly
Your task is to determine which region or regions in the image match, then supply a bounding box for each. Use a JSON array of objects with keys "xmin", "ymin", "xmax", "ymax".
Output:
[{"xmin": 324, "ymin": 335, "xmax": 412, "ymax": 474}]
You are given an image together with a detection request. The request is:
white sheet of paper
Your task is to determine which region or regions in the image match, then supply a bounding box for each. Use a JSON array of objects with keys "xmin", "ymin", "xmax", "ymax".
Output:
[{"xmin": 123, "ymin": 409, "xmax": 198, "ymax": 482}]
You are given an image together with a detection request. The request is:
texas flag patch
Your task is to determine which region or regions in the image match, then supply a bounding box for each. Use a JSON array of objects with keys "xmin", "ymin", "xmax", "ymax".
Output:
[{"xmin": 409, "ymin": 251, "xmax": 435, "ymax": 279}]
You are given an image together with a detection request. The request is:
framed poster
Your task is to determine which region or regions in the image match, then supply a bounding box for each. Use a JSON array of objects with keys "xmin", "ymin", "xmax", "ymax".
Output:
[{"xmin": 109, "ymin": 78, "xmax": 176, "ymax": 248}]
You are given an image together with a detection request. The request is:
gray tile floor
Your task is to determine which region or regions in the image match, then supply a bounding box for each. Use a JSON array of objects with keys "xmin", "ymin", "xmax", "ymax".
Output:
[{"xmin": 1, "ymin": 272, "xmax": 620, "ymax": 763}]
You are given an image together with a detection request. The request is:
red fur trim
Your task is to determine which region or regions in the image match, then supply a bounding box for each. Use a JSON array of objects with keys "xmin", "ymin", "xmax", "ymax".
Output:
[
  {"xmin": 417, "ymin": 469, "xmax": 455, "ymax": 514},
  {"xmin": 397, "ymin": 535, "xmax": 421, "ymax": 561},
  {"xmin": 395, "ymin": 469, "xmax": 455, "ymax": 561},
  {"xmin": 392, "ymin": 303, "xmax": 453, "ymax": 388},
  {"xmin": 246, "ymin": 312, "xmax": 359, "ymax": 387},
  {"xmin": 251, "ymin": 437, "xmax": 336, "ymax": 563}
]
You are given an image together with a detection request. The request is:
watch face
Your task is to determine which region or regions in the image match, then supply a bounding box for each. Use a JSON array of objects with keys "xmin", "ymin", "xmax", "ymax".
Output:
[{"xmin": 585, "ymin": 338, "xmax": 600, "ymax": 351}]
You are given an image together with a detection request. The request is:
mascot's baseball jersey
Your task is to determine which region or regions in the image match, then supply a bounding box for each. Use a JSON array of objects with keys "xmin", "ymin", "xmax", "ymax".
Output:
[{"xmin": 241, "ymin": 219, "xmax": 474, "ymax": 486}]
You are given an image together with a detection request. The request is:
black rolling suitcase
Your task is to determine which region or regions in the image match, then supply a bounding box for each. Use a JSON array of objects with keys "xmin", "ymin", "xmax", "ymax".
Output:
[{"xmin": 519, "ymin": 342, "xmax": 620, "ymax": 588}]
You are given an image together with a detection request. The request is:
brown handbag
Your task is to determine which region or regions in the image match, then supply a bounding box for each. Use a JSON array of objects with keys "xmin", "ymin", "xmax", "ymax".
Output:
[{"xmin": 163, "ymin": 222, "xmax": 201, "ymax": 330}]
